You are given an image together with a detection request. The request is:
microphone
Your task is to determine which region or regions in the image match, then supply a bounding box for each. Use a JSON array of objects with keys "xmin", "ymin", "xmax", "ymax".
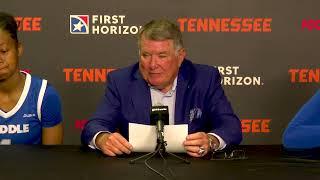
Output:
[
  {"xmin": 150, "ymin": 106, "xmax": 169, "ymax": 144},
  {"xmin": 129, "ymin": 105, "xmax": 189, "ymax": 176}
]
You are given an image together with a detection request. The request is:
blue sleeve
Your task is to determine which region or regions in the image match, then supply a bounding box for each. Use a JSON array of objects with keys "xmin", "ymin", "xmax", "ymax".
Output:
[
  {"xmin": 81, "ymin": 73, "xmax": 121, "ymax": 146},
  {"xmin": 206, "ymin": 69, "xmax": 242, "ymax": 145},
  {"xmin": 41, "ymin": 84, "xmax": 63, "ymax": 128},
  {"xmin": 283, "ymin": 89, "xmax": 320, "ymax": 149}
]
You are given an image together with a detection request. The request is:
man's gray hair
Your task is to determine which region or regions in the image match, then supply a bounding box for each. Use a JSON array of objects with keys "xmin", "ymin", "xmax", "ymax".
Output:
[{"xmin": 138, "ymin": 19, "xmax": 184, "ymax": 52}]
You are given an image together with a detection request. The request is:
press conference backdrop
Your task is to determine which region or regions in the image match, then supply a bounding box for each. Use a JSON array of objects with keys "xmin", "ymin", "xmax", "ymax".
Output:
[{"xmin": 3, "ymin": 0, "xmax": 319, "ymax": 145}]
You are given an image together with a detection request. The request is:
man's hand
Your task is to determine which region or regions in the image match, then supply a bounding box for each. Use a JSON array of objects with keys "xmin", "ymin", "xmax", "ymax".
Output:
[
  {"xmin": 95, "ymin": 132, "xmax": 133, "ymax": 156},
  {"xmin": 183, "ymin": 132, "xmax": 219, "ymax": 157}
]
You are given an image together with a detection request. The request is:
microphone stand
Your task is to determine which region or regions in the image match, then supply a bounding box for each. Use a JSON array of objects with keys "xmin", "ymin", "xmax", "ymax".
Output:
[
  {"xmin": 129, "ymin": 134, "xmax": 190, "ymax": 164},
  {"xmin": 129, "ymin": 129, "xmax": 190, "ymax": 179}
]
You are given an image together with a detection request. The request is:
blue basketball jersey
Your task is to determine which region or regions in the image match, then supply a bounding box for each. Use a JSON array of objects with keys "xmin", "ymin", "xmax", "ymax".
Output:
[{"xmin": 0, "ymin": 72, "xmax": 62, "ymax": 144}]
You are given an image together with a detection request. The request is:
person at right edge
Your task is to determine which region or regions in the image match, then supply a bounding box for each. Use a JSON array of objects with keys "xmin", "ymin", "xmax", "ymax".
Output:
[
  {"xmin": 283, "ymin": 89, "xmax": 320, "ymax": 150},
  {"xmin": 81, "ymin": 19, "xmax": 242, "ymax": 157}
]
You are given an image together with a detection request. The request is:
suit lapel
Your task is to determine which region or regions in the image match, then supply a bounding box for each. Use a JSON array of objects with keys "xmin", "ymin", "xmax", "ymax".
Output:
[
  {"xmin": 131, "ymin": 70, "xmax": 151, "ymax": 125},
  {"xmin": 175, "ymin": 60, "xmax": 192, "ymax": 124}
]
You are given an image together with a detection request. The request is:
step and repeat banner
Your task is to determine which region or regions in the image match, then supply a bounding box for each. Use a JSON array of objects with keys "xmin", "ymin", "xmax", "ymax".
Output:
[{"xmin": 3, "ymin": 0, "xmax": 319, "ymax": 145}]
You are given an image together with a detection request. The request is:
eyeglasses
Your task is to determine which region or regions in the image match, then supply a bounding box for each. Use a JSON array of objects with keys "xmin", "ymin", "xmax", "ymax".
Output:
[{"xmin": 210, "ymin": 149, "xmax": 247, "ymax": 160}]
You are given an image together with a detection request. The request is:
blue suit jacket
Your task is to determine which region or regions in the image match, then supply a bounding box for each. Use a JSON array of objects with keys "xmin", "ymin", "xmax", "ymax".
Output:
[
  {"xmin": 283, "ymin": 89, "xmax": 320, "ymax": 149},
  {"xmin": 81, "ymin": 59, "xmax": 242, "ymax": 146}
]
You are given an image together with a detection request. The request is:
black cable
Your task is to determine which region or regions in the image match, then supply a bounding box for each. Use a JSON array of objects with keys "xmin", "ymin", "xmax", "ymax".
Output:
[
  {"xmin": 159, "ymin": 148, "xmax": 175, "ymax": 178},
  {"xmin": 144, "ymin": 145, "xmax": 170, "ymax": 180}
]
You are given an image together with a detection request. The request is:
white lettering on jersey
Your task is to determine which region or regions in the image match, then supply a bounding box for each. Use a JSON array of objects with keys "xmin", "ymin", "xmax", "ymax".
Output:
[
  {"xmin": 23, "ymin": 113, "xmax": 36, "ymax": 118},
  {"xmin": 0, "ymin": 124, "xmax": 29, "ymax": 134},
  {"xmin": 0, "ymin": 139, "xmax": 11, "ymax": 145}
]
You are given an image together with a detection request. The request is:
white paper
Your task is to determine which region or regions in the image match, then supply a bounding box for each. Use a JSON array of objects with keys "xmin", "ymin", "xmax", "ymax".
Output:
[
  {"xmin": 129, "ymin": 123, "xmax": 188, "ymax": 153},
  {"xmin": 129, "ymin": 123, "xmax": 157, "ymax": 152},
  {"xmin": 164, "ymin": 124, "xmax": 188, "ymax": 153}
]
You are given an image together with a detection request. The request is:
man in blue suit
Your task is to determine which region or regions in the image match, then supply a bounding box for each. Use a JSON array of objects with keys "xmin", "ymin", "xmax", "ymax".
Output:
[{"xmin": 81, "ymin": 19, "xmax": 242, "ymax": 157}]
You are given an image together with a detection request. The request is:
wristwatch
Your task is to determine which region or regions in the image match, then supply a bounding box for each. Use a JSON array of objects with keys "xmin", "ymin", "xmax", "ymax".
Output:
[{"xmin": 207, "ymin": 134, "xmax": 218, "ymax": 152}]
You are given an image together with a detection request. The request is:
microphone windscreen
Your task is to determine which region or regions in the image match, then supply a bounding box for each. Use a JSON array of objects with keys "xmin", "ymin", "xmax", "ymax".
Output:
[{"xmin": 150, "ymin": 106, "xmax": 169, "ymax": 125}]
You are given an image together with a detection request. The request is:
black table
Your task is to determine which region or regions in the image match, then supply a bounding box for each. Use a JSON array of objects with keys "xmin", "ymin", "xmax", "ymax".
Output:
[{"xmin": 1, "ymin": 145, "xmax": 319, "ymax": 180}]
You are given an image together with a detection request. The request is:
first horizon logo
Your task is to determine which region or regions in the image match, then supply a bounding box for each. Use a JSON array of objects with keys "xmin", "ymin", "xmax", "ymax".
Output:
[
  {"xmin": 70, "ymin": 15, "xmax": 89, "ymax": 34},
  {"xmin": 69, "ymin": 14, "xmax": 141, "ymax": 35}
]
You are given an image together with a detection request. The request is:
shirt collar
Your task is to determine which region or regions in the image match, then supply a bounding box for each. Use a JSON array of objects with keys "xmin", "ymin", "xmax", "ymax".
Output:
[{"xmin": 150, "ymin": 76, "xmax": 178, "ymax": 94}]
